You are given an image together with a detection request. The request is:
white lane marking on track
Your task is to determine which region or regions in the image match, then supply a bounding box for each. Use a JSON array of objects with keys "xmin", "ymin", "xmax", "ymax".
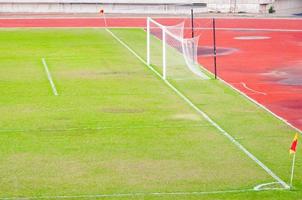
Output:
[
  {"xmin": 105, "ymin": 28, "xmax": 290, "ymax": 189},
  {"xmin": 209, "ymin": 27, "xmax": 302, "ymax": 32},
  {"xmin": 42, "ymin": 58, "xmax": 58, "ymax": 96},
  {"xmin": 234, "ymin": 36, "xmax": 271, "ymax": 40},
  {"xmin": 240, "ymin": 82, "xmax": 267, "ymax": 95},
  {"xmin": 1, "ymin": 27, "xmax": 302, "ymax": 32}
]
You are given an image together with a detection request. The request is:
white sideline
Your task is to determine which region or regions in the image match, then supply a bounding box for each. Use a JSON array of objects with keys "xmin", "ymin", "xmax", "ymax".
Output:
[
  {"xmin": 240, "ymin": 82, "xmax": 267, "ymax": 95},
  {"xmin": 105, "ymin": 28, "xmax": 290, "ymax": 189},
  {"xmin": 41, "ymin": 58, "xmax": 58, "ymax": 96}
]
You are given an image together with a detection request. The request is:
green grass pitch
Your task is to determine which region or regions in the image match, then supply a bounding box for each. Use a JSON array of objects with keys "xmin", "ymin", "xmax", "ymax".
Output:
[{"xmin": 0, "ymin": 28, "xmax": 301, "ymax": 199}]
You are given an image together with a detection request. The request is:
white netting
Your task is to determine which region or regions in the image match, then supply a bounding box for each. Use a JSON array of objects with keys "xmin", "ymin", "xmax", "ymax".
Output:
[
  {"xmin": 165, "ymin": 22, "xmax": 184, "ymax": 38},
  {"xmin": 148, "ymin": 19, "xmax": 164, "ymax": 75},
  {"xmin": 182, "ymin": 36, "xmax": 209, "ymax": 79},
  {"xmin": 147, "ymin": 17, "xmax": 209, "ymax": 80}
]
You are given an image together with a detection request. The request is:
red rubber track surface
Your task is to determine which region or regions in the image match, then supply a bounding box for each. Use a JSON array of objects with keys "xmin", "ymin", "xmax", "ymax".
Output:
[
  {"xmin": 1, "ymin": 17, "xmax": 302, "ymax": 29},
  {"xmin": 1, "ymin": 17, "xmax": 301, "ymax": 131}
]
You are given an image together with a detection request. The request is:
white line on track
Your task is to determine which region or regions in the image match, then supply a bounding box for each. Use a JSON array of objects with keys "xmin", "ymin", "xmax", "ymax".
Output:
[
  {"xmin": 105, "ymin": 28, "xmax": 290, "ymax": 189},
  {"xmin": 240, "ymin": 82, "xmax": 267, "ymax": 95},
  {"xmin": 41, "ymin": 58, "xmax": 58, "ymax": 96},
  {"xmin": 207, "ymin": 27, "xmax": 302, "ymax": 32}
]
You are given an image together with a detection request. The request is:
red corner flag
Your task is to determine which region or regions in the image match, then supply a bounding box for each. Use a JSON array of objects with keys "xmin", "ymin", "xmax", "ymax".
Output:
[
  {"xmin": 290, "ymin": 133, "xmax": 298, "ymax": 154},
  {"xmin": 100, "ymin": 9, "xmax": 104, "ymax": 14}
]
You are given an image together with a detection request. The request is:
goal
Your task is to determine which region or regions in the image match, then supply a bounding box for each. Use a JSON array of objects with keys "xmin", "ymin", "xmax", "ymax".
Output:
[{"xmin": 146, "ymin": 17, "xmax": 209, "ymax": 81}]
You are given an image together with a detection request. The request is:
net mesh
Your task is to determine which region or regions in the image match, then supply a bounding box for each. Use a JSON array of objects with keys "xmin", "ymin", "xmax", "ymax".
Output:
[
  {"xmin": 165, "ymin": 22, "xmax": 184, "ymax": 38},
  {"xmin": 182, "ymin": 36, "xmax": 209, "ymax": 79}
]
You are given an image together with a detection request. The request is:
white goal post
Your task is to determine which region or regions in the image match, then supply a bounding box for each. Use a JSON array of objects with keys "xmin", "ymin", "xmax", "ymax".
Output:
[{"xmin": 146, "ymin": 17, "xmax": 209, "ymax": 80}]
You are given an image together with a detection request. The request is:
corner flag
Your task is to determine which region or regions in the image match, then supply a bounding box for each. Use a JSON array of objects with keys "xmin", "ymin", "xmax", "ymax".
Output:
[
  {"xmin": 289, "ymin": 133, "xmax": 299, "ymax": 188},
  {"xmin": 290, "ymin": 133, "xmax": 298, "ymax": 154}
]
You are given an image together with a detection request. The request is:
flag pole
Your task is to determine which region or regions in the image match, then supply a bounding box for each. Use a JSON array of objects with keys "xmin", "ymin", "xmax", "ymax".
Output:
[
  {"xmin": 191, "ymin": 8, "xmax": 194, "ymax": 38},
  {"xmin": 212, "ymin": 18, "xmax": 217, "ymax": 79},
  {"xmin": 290, "ymin": 152, "xmax": 296, "ymax": 188},
  {"xmin": 99, "ymin": 9, "xmax": 107, "ymax": 28},
  {"xmin": 289, "ymin": 133, "xmax": 299, "ymax": 189},
  {"xmin": 103, "ymin": 13, "xmax": 107, "ymax": 28}
]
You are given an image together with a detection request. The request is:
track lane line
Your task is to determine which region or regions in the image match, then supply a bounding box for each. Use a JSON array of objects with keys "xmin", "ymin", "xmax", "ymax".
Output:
[{"xmin": 240, "ymin": 82, "xmax": 267, "ymax": 95}]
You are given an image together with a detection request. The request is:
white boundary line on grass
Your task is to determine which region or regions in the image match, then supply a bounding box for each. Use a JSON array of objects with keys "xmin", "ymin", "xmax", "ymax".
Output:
[
  {"xmin": 0, "ymin": 188, "xmax": 283, "ymax": 200},
  {"xmin": 105, "ymin": 28, "xmax": 290, "ymax": 189},
  {"xmin": 41, "ymin": 58, "xmax": 58, "ymax": 96}
]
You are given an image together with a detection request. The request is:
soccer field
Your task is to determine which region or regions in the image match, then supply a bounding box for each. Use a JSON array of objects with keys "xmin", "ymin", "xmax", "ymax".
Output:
[{"xmin": 0, "ymin": 28, "xmax": 301, "ymax": 199}]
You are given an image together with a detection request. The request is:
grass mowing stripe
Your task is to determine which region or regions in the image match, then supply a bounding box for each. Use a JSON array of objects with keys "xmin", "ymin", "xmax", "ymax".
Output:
[
  {"xmin": 0, "ymin": 124, "xmax": 211, "ymax": 133},
  {"xmin": 41, "ymin": 58, "xmax": 58, "ymax": 96},
  {"xmin": 106, "ymin": 28, "xmax": 290, "ymax": 189}
]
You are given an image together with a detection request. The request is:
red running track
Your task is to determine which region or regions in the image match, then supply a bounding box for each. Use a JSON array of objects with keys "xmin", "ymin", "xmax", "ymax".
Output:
[
  {"xmin": 1, "ymin": 17, "xmax": 301, "ymax": 131},
  {"xmin": 1, "ymin": 17, "xmax": 302, "ymax": 29}
]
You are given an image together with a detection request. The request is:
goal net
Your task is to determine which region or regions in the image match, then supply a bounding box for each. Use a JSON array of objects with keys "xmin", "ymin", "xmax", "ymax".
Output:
[{"xmin": 146, "ymin": 17, "xmax": 209, "ymax": 81}]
